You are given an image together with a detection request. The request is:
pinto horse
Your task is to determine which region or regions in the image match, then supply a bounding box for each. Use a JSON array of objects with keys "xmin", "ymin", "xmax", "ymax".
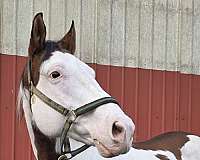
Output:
[
  {"xmin": 18, "ymin": 12, "xmax": 134, "ymax": 160},
  {"xmin": 18, "ymin": 13, "xmax": 200, "ymax": 160}
]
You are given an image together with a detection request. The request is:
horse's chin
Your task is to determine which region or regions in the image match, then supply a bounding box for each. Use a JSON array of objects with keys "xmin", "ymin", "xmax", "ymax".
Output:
[{"xmin": 93, "ymin": 139, "xmax": 125, "ymax": 158}]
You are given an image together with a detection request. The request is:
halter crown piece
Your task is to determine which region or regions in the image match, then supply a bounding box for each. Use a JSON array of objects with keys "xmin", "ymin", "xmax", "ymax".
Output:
[{"xmin": 28, "ymin": 59, "xmax": 119, "ymax": 160}]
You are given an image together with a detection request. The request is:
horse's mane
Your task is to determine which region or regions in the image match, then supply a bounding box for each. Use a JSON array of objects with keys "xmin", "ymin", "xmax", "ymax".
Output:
[
  {"xmin": 17, "ymin": 82, "xmax": 24, "ymax": 120},
  {"xmin": 17, "ymin": 80, "xmax": 29, "ymax": 120}
]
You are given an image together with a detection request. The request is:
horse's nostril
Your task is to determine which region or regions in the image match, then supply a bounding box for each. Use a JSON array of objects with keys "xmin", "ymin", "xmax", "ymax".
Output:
[{"xmin": 112, "ymin": 121, "xmax": 125, "ymax": 141}]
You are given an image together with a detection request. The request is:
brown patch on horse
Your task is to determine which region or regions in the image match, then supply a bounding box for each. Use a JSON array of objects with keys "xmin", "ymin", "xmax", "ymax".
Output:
[
  {"xmin": 32, "ymin": 125, "xmax": 60, "ymax": 160},
  {"xmin": 134, "ymin": 131, "xmax": 190, "ymax": 160},
  {"xmin": 156, "ymin": 154, "xmax": 170, "ymax": 160}
]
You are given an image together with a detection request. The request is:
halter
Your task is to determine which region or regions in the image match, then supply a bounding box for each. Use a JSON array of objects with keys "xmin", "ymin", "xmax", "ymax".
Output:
[{"xmin": 28, "ymin": 59, "xmax": 119, "ymax": 160}]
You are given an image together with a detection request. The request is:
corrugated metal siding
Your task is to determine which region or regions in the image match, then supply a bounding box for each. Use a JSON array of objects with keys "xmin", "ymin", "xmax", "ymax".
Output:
[
  {"xmin": 91, "ymin": 64, "xmax": 200, "ymax": 139},
  {"xmin": 1, "ymin": 55, "xmax": 200, "ymax": 160},
  {"xmin": 1, "ymin": 0, "xmax": 200, "ymax": 159},
  {"xmin": 0, "ymin": 55, "xmax": 31, "ymax": 160},
  {"xmin": 1, "ymin": 0, "xmax": 200, "ymax": 74}
]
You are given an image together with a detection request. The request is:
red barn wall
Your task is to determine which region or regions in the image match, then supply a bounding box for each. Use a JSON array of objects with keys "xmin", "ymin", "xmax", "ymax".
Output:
[{"xmin": 0, "ymin": 54, "xmax": 200, "ymax": 159}]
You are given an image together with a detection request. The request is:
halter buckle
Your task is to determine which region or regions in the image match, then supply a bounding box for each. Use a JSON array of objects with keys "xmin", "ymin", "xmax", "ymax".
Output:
[
  {"xmin": 31, "ymin": 95, "xmax": 36, "ymax": 104},
  {"xmin": 67, "ymin": 110, "xmax": 77, "ymax": 122},
  {"xmin": 30, "ymin": 81, "xmax": 36, "ymax": 104}
]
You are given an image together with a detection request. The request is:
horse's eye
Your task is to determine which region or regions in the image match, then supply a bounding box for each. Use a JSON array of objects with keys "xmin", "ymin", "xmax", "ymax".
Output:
[{"xmin": 50, "ymin": 71, "xmax": 61, "ymax": 79}]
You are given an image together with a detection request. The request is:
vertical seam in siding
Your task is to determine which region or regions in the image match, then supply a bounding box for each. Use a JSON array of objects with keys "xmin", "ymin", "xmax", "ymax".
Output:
[
  {"xmin": 80, "ymin": 0, "xmax": 83, "ymax": 60},
  {"xmin": 0, "ymin": 55, "xmax": 1, "ymax": 159},
  {"xmin": 177, "ymin": 0, "xmax": 182, "ymax": 71},
  {"xmin": 121, "ymin": 0, "xmax": 127, "ymax": 108},
  {"xmin": 0, "ymin": 0, "xmax": 2, "ymax": 53},
  {"xmin": 93, "ymin": 0, "xmax": 97, "ymax": 64},
  {"xmin": 148, "ymin": 0, "xmax": 154, "ymax": 139},
  {"xmin": 0, "ymin": 48, "xmax": 2, "ymax": 160},
  {"xmin": 174, "ymin": 0, "xmax": 182, "ymax": 130},
  {"xmin": 108, "ymin": 0, "xmax": 113, "ymax": 93},
  {"xmin": 138, "ymin": 1, "xmax": 141, "ymax": 67},
  {"xmin": 11, "ymin": 58, "xmax": 16, "ymax": 160},
  {"xmin": 1, "ymin": 0, "xmax": 3, "ymax": 51},
  {"xmin": 179, "ymin": 0, "xmax": 183, "ymax": 71},
  {"xmin": 135, "ymin": 68, "xmax": 139, "ymax": 140},
  {"xmin": 175, "ymin": 72, "xmax": 180, "ymax": 130},
  {"xmin": 12, "ymin": 54, "xmax": 17, "ymax": 160},
  {"xmin": 188, "ymin": 0, "xmax": 194, "ymax": 132},
  {"xmin": 191, "ymin": 0, "xmax": 194, "ymax": 74},
  {"xmin": 15, "ymin": 0, "xmax": 18, "ymax": 56},
  {"xmin": 162, "ymin": 72, "xmax": 166, "ymax": 132},
  {"xmin": 135, "ymin": 1, "xmax": 141, "ymax": 141},
  {"xmin": 148, "ymin": 70, "xmax": 152, "ymax": 139},
  {"xmin": 64, "ymin": 0, "xmax": 67, "ymax": 30},
  {"xmin": 121, "ymin": 68, "xmax": 125, "ymax": 108},
  {"xmin": 49, "ymin": 0, "xmax": 52, "ymax": 39},
  {"xmin": 178, "ymin": 0, "xmax": 182, "ymax": 130},
  {"xmin": 32, "ymin": 0, "xmax": 35, "ymax": 16},
  {"xmin": 124, "ymin": 0, "xmax": 127, "ymax": 68},
  {"xmin": 174, "ymin": 72, "xmax": 178, "ymax": 130},
  {"xmin": 165, "ymin": 0, "xmax": 168, "ymax": 71},
  {"xmin": 188, "ymin": 74, "xmax": 192, "ymax": 131},
  {"xmin": 12, "ymin": 1, "xmax": 18, "ymax": 159},
  {"xmin": 151, "ymin": 0, "xmax": 155, "ymax": 69},
  {"xmin": 162, "ymin": 0, "xmax": 168, "ymax": 133},
  {"xmin": 92, "ymin": 0, "xmax": 97, "ymax": 68}
]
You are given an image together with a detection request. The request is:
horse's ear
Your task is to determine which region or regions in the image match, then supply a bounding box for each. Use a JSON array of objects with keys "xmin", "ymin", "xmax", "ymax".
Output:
[
  {"xmin": 29, "ymin": 12, "xmax": 46, "ymax": 57},
  {"xmin": 58, "ymin": 21, "xmax": 76, "ymax": 54}
]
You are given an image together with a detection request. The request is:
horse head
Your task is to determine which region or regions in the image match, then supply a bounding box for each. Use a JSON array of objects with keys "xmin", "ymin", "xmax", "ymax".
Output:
[{"xmin": 18, "ymin": 13, "xmax": 135, "ymax": 159}]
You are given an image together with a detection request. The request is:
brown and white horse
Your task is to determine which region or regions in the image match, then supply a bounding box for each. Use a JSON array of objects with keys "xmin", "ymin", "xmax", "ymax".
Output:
[
  {"xmin": 18, "ymin": 13, "xmax": 200, "ymax": 160},
  {"xmin": 18, "ymin": 13, "xmax": 134, "ymax": 160}
]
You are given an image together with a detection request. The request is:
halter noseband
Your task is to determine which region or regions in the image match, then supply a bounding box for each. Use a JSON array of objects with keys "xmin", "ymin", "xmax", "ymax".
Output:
[{"xmin": 28, "ymin": 60, "xmax": 119, "ymax": 160}]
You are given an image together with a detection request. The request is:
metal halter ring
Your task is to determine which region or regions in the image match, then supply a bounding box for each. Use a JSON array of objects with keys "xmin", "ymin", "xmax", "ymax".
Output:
[
  {"xmin": 58, "ymin": 153, "xmax": 72, "ymax": 160},
  {"xmin": 66, "ymin": 110, "xmax": 77, "ymax": 122}
]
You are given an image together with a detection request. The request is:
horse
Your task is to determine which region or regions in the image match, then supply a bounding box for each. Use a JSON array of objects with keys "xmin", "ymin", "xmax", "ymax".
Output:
[
  {"xmin": 18, "ymin": 13, "xmax": 200, "ymax": 160},
  {"xmin": 18, "ymin": 12, "xmax": 134, "ymax": 160}
]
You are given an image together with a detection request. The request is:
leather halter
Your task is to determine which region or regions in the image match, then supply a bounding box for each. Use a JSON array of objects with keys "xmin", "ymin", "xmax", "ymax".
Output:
[{"xmin": 28, "ymin": 60, "xmax": 119, "ymax": 159}]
